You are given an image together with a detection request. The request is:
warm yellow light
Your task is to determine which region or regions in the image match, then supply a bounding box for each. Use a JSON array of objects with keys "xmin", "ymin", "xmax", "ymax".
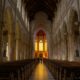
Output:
[
  {"xmin": 43, "ymin": 54, "xmax": 46, "ymax": 58},
  {"xmin": 6, "ymin": 43, "xmax": 9, "ymax": 61},
  {"xmin": 35, "ymin": 41, "xmax": 37, "ymax": 51},
  {"xmin": 33, "ymin": 63, "xmax": 48, "ymax": 80},
  {"xmin": 39, "ymin": 40, "xmax": 43, "ymax": 51},
  {"xmin": 45, "ymin": 41, "xmax": 47, "ymax": 51},
  {"xmin": 34, "ymin": 30, "xmax": 48, "ymax": 58}
]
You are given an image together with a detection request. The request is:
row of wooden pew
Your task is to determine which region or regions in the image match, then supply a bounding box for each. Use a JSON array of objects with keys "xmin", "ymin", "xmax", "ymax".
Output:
[
  {"xmin": 43, "ymin": 59, "xmax": 80, "ymax": 80},
  {"xmin": 0, "ymin": 59, "xmax": 39, "ymax": 80}
]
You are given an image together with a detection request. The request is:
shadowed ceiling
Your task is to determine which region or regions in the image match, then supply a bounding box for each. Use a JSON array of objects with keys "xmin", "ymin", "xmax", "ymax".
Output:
[{"xmin": 22, "ymin": 0, "xmax": 60, "ymax": 21}]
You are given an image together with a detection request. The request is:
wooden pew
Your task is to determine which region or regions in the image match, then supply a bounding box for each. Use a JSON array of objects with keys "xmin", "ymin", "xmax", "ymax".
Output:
[
  {"xmin": 0, "ymin": 59, "xmax": 39, "ymax": 80},
  {"xmin": 43, "ymin": 59, "xmax": 80, "ymax": 80}
]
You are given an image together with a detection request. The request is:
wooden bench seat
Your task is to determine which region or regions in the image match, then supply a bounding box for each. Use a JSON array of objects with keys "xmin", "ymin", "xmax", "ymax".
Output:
[
  {"xmin": 43, "ymin": 59, "xmax": 80, "ymax": 80},
  {"xmin": 0, "ymin": 59, "xmax": 38, "ymax": 80}
]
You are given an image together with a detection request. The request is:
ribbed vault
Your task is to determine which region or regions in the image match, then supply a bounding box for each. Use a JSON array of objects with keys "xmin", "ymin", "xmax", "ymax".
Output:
[{"xmin": 22, "ymin": 0, "xmax": 60, "ymax": 21}]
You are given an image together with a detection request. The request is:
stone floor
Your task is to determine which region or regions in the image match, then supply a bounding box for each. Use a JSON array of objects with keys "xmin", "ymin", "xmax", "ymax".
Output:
[{"xmin": 29, "ymin": 62, "xmax": 55, "ymax": 80}]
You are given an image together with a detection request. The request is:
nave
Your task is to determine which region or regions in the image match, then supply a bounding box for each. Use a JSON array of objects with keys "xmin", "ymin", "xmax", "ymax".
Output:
[
  {"xmin": 0, "ymin": 59, "xmax": 80, "ymax": 80},
  {"xmin": 29, "ymin": 62, "xmax": 54, "ymax": 80},
  {"xmin": 0, "ymin": 0, "xmax": 80, "ymax": 80}
]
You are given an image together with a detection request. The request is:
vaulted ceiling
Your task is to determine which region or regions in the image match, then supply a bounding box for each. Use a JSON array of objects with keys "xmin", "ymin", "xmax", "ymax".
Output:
[{"xmin": 22, "ymin": 0, "xmax": 60, "ymax": 21}]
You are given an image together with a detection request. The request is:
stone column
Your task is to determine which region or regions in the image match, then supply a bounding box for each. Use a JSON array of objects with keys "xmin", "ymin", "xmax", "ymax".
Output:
[
  {"xmin": 24, "ymin": 35, "xmax": 27, "ymax": 59},
  {"xmin": 0, "ymin": 17, "xmax": 3, "ymax": 61},
  {"xmin": 24, "ymin": 36, "xmax": 27, "ymax": 59},
  {"xmin": 15, "ymin": 38, "xmax": 20, "ymax": 60},
  {"xmin": 7, "ymin": 8, "xmax": 16, "ymax": 61},
  {"xmin": 50, "ymin": 31, "xmax": 54, "ymax": 59},
  {"xmin": 23, "ymin": 36, "xmax": 25, "ymax": 59},
  {"xmin": 19, "ymin": 39, "xmax": 22, "ymax": 60},
  {"xmin": 8, "ymin": 30, "xmax": 15, "ymax": 61},
  {"xmin": 20, "ymin": 32, "xmax": 23, "ymax": 60},
  {"xmin": 26, "ymin": 45, "xmax": 29, "ymax": 59},
  {"xmin": 24, "ymin": 43, "xmax": 27, "ymax": 59},
  {"xmin": 29, "ymin": 25, "xmax": 33, "ymax": 59},
  {"xmin": 15, "ymin": 22, "xmax": 20, "ymax": 60},
  {"xmin": 0, "ymin": 0, "xmax": 5, "ymax": 62},
  {"xmin": 77, "ymin": 0, "xmax": 80, "ymax": 21},
  {"xmin": 20, "ymin": 31, "xmax": 25, "ymax": 60},
  {"xmin": 22, "ymin": 33, "xmax": 25, "ymax": 59}
]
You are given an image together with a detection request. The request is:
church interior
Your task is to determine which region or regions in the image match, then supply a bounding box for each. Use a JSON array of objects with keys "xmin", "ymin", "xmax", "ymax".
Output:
[{"xmin": 0, "ymin": 0, "xmax": 80, "ymax": 80}]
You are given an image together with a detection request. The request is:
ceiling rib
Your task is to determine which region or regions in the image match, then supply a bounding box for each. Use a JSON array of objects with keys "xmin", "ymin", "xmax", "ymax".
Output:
[{"xmin": 22, "ymin": 0, "xmax": 60, "ymax": 21}]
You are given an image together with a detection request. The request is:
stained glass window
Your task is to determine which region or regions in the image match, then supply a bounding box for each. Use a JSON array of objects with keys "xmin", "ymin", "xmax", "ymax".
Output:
[{"xmin": 39, "ymin": 40, "xmax": 43, "ymax": 51}]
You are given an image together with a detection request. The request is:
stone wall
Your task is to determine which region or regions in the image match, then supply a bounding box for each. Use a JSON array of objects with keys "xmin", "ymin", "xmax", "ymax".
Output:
[
  {"xmin": 52, "ymin": 0, "xmax": 80, "ymax": 61},
  {"xmin": 0, "ymin": 0, "xmax": 30, "ymax": 62}
]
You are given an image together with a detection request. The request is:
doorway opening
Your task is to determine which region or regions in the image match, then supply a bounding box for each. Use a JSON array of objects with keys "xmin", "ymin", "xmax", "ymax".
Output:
[{"xmin": 34, "ymin": 30, "xmax": 48, "ymax": 58}]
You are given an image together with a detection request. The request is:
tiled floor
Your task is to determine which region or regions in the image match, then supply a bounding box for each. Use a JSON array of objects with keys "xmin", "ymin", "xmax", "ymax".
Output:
[{"xmin": 29, "ymin": 62, "xmax": 55, "ymax": 80}]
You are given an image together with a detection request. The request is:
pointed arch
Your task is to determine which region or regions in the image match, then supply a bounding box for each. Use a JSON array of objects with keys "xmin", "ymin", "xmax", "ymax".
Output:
[{"xmin": 33, "ymin": 29, "xmax": 48, "ymax": 58}]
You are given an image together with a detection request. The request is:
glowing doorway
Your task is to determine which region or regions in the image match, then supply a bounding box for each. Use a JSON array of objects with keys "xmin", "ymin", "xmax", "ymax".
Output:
[{"xmin": 34, "ymin": 30, "xmax": 48, "ymax": 58}]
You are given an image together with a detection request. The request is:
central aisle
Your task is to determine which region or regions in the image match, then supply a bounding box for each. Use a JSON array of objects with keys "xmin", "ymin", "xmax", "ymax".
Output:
[{"xmin": 29, "ymin": 62, "xmax": 55, "ymax": 80}]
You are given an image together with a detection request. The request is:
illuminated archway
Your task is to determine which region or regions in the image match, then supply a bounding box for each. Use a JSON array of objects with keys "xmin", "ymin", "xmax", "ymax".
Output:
[{"xmin": 34, "ymin": 30, "xmax": 48, "ymax": 58}]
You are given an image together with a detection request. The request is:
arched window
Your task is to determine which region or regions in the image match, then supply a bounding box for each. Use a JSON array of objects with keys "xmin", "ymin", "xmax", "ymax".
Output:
[
  {"xmin": 34, "ymin": 30, "xmax": 48, "ymax": 58},
  {"xmin": 39, "ymin": 40, "xmax": 43, "ymax": 51}
]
